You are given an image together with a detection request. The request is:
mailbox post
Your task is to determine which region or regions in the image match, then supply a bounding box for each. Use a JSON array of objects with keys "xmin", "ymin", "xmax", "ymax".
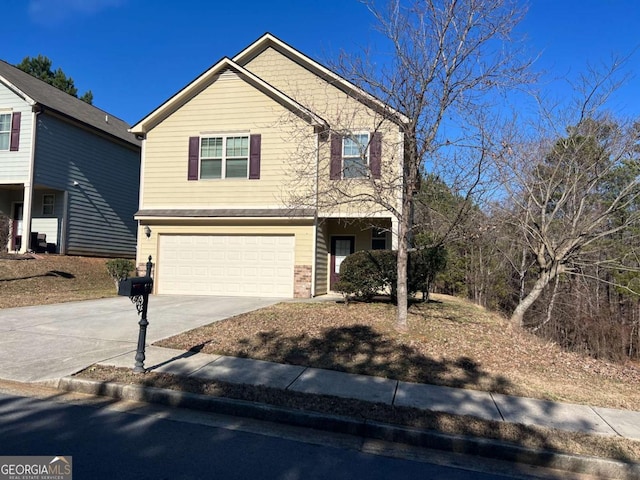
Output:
[{"xmin": 118, "ymin": 255, "xmax": 154, "ymax": 373}]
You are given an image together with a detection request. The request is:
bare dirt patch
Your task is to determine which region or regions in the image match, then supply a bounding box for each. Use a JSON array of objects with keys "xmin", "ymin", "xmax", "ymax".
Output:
[
  {"xmin": 156, "ymin": 295, "xmax": 640, "ymax": 411},
  {"xmin": 75, "ymin": 293, "xmax": 640, "ymax": 462},
  {"xmin": 0, "ymin": 254, "xmax": 116, "ymax": 308}
]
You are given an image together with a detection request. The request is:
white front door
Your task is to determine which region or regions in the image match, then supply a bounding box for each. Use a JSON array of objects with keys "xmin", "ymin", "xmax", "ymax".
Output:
[{"xmin": 330, "ymin": 236, "xmax": 355, "ymax": 289}]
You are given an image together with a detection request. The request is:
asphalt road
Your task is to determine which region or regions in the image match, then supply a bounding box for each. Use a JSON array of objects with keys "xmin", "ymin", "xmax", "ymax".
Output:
[{"xmin": 0, "ymin": 389, "xmax": 562, "ymax": 480}]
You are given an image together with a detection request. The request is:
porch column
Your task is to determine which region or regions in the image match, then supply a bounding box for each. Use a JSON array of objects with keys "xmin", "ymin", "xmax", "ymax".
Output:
[
  {"xmin": 20, "ymin": 183, "xmax": 33, "ymax": 253},
  {"xmin": 391, "ymin": 215, "xmax": 399, "ymax": 250}
]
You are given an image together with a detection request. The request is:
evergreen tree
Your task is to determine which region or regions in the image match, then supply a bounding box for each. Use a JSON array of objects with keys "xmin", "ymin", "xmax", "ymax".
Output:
[{"xmin": 16, "ymin": 55, "xmax": 93, "ymax": 104}]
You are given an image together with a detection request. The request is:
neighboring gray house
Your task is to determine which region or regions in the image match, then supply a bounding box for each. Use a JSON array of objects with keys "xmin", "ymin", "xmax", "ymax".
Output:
[{"xmin": 0, "ymin": 60, "xmax": 140, "ymax": 257}]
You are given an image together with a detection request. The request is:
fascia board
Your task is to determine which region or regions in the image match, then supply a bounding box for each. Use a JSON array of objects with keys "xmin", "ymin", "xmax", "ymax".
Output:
[
  {"xmin": 129, "ymin": 57, "xmax": 327, "ymax": 134},
  {"xmin": 0, "ymin": 75, "xmax": 37, "ymax": 106},
  {"xmin": 233, "ymin": 33, "xmax": 409, "ymax": 126}
]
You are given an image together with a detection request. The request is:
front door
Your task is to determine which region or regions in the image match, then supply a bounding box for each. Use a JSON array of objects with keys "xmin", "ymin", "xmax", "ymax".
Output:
[
  {"xmin": 330, "ymin": 236, "xmax": 355, "ymax": 290},
  {"xmin": 11, "ymin": 203, "xmax": 23, "ymax": 251}
]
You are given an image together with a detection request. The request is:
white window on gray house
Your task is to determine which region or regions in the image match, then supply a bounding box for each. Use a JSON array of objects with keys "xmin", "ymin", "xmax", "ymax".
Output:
[
  {"xmin": 342, "ymin": 133, "xmax": 370, "ymax": 178},
  {"xmin": 372, "ymin": 227, "xmax": 387, "ymax": 250},
  {"xmin": 0, "ymin": 113, "xmax": 11, "ymax": 150},
  {"xmin": 200, "ymin": 135, "xmax": 249, "ymax": 179},
  {"xmin": 42, "ymin": 194, "xmax": 55, "ymax": 215}
]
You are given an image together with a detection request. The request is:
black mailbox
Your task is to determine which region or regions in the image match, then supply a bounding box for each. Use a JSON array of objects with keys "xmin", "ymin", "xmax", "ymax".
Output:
[{"xmin": 118, "ymin": 276, "xmax": 153, "ymax": 297}]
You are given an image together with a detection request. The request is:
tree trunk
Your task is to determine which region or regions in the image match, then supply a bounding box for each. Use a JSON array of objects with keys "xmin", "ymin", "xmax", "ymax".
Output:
[
  {"xmin": 510, "ymin": 267, "xmax": 558, "ymax": 327},
  {"xmin": 396, "ymin": 208, "xmax": 409, "ymax": 330}
]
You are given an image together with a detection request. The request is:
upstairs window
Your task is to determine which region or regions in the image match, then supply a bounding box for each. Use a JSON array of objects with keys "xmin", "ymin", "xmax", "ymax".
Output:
[
  {"xmin": 342, "ymin": 133, "xmax": 370, "ymax": 179},
  {"xmin": 330, "ymin": 131, "xmax": 381, "ymax": 180},
  {"xmin": 188, "ymin": 134, "xmax": 261, "ymax": 181},
  {"xmin": 201, "ymin": 135, "xmax": 248, "ymax": 179},
  {"xmin": 0, "ymin": 114, "xmax": 10, "ymax": 151}
]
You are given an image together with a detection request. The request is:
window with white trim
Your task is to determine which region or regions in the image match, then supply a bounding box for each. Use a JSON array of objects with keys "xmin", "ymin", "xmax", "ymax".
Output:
[
  {"xmin": 42, "ymin": 194, "xmax": 55, "ymax": 215},
  {"xmin": 371, "ymin": 227, "xmax": 387, "ymax": 250},
  {"xmin": 200, "ymin": 135, "xmax": 249, "ymax": 179},
  {"xmin": 342, "ymin": 132, "xmax": 370, "ymax": 178},
  {"xmin": 0, "ymin": 113, "xmax": 11, "ymax": 151}
]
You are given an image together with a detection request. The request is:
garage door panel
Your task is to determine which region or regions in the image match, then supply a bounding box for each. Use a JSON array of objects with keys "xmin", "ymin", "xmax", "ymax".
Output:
[{"xmin": 158, "ymin": 234, "xmax": 295, "ymax": 298}]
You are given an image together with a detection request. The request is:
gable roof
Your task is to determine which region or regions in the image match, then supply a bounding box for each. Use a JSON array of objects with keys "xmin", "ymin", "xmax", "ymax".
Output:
[
  {"xmin": 129, "ymin": 57, "xmax": 329, "ymax": 135},
  {"xmin": 233, "ymin": 33, "xmax": 409, "ymax": 126},
  {"xmin": 0, "ymin": 59, "xmax": 139, "ymax": 146}
]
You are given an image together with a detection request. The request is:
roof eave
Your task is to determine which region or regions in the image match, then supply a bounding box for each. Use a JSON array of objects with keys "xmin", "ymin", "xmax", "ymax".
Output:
[
  {"xmin": 130, "ymin": 56, "xmax": 328, "ymax": 134},
  {"xmin": 0, "ymin": 74, "xmax": 37, "ymax": 106},
  {"xmin": 233, "ymin": 33, "xmax": 410, "ymax": 126}
]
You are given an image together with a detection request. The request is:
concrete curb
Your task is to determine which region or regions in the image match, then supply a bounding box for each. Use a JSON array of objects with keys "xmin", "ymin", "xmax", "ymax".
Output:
[{"xmin": 56, "ymin": 377, "xmax": 640, "ymax": 479}]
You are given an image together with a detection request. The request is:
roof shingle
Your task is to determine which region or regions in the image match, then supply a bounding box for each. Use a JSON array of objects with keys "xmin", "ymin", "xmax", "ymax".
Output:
[{"xmin": 0, "ymin": 59, "xmax": 139, "ymax": 146}]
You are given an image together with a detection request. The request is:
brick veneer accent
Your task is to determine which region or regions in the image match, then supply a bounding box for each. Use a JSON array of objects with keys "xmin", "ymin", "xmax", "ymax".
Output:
[
  {"xmin": 136, "ymin": 262, "xmax": 150, "ymax": 277},
  {"xmin": 294, "ymin": 265, "xmax": 312, "ymax": 298}
]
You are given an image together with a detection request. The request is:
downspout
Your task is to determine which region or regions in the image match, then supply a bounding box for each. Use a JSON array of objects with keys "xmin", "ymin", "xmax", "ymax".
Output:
[
  {"xmin": 136, "ymin": 134, "xmax": 147, "ymax": 271},
  {"xmin": 310, "ymin": 129, "xmax": 320, "ymax": 297}
]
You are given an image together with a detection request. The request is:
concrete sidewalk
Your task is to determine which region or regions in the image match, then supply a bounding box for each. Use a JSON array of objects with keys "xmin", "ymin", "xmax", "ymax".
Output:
[{"xmin": 98, "ymin": 345, "xmax": 640, "ymax": 442}]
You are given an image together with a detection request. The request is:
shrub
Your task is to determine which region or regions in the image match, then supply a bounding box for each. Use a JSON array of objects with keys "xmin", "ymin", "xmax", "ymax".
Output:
[
  {"xmin": 408, "ymin": 246, "xmax": 447, "ymax": 301},
  {"xmin": 105, "ymin": 258, "xmax": 135, "ymax": 291},
  {"xmin": 335, "ymin": 247, "xmax": 447, "ymax": 302},
  {"xmin": 0, "ymin": 213, "xmax": 9, "ymax": 253},
  {"xmin": 335, "ymin": 250, "xmax": 386, "ymax": 300}
]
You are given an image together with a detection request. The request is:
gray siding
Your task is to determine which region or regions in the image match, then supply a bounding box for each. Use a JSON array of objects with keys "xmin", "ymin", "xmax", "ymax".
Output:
[
  {"xmin": 33, "ymin": 113, "xmax": 140, "ymax": 257},
  {"xmin": 0, "ymin": 84, "xmax": 33, "ymax": 183}
]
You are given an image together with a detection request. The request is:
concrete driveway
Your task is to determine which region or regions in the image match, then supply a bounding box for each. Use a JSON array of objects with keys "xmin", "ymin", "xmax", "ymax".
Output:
[{"xmin": 0, "ymin": 295, "xmax": 281, "ymax": 382}]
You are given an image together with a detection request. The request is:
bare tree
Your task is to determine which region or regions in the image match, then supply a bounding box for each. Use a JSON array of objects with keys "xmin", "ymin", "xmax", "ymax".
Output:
[
  {"xmin": 496, "ymin": 62, "xmax": 640, "ymax": 327},
  {"xmin": 324, "ymin": 0, "xmax": 533, "ymax": 328}
]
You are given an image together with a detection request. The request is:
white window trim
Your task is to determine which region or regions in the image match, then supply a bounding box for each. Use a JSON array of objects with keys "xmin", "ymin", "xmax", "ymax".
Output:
[
  {"xmin": 342, "ymin": 131, "xmax": 370, "ymax": 179},
  {"xmin": 200, "ymin": 134, "xmax": 250, "ymax": 180},
  {"xmin": 371, "ymin": 227, "xmax": 387, "ymax": 250},
  {"xmin": 42, "ymin": 194, "xmax": 55, "ymax": 215},
  {"xmin": 0, "ymin": 112, "xmax": 11, "ymax": 151}
]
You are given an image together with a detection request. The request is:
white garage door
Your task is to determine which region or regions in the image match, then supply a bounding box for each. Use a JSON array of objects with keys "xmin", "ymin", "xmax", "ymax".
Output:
[{"xmin": 158, "ymin": 235, "xmax": 295, "ymax": 297}]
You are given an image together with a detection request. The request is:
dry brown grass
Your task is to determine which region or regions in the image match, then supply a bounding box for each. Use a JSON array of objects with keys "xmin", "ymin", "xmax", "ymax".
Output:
[
  {"xmin": 2, "ymin": 256, "xmax": 637, "ymax": 463},
  {"xmin": 77, "ymin": 364, "xmax": 640, "ymax": 463},
  {"xmin": 0, "ymin": 254, "xmax": 116, "ymax": 308},
  {"xmin": 157, "ymin": 294, "xmax": 640, "ymax": 411}
]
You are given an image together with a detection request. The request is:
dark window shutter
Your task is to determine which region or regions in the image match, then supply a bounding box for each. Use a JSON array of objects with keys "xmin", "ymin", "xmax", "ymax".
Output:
[
  {"xmin": 370, "ymin": 131, "xmax": 381, "ymax": 179},
  {"xmin": 330, "ymin": 133, "xmax": 342, "ymax": 180},
  {"xmin": 188, "ymin": 137, "xmax": 199, "ymax": 180},
  {"xmin": 10, "ymin": 112, "xmax": 21, "ymax": 152},
  {"xmin": 249, "ymin": 134, "xmax": 261, "ymax": 179}
]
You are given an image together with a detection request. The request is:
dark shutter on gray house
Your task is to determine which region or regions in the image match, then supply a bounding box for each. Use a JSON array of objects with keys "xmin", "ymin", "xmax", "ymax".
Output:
[
  {"xmin": 9, "ymin": 112, "xmax": 21, "ymax": 152},
  {"xmin": 330, "ymin": 133, "xmax": 342, "ymax": 180},
  {"xmin": 249, "ymin": 134, "xmax": 261, "ymax": 179},
  {"xmin": 188, "ymin": 136, "xmax": 199, "ymax": 180},
  {"xmin": 370, "ymin": 131, "xmax": 382, "ymax": 179}
]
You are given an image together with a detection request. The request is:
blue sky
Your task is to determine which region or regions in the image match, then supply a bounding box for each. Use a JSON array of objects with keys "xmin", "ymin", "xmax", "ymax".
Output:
[{"xmin": 4, "ymin": 0, "xmax": 639, "ymax": 125}]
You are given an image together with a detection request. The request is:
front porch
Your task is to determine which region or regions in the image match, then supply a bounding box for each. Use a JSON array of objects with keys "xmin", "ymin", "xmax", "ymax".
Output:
[
  {"xmin": 0, "ymin": 184, "xmax": 65, "ymax": 253},
  {"xmin": 314, "ymin": 217, "xmax": 394, "ymax": 296}
]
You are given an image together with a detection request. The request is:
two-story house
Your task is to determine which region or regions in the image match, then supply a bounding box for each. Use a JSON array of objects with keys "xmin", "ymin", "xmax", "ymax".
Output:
[
  {"xmin": 0, "ymin": 60, "xmax": 140, "ymax": 257},
  {"xmin": 130, "ymin": 33, "xmax": 405, "ymax": 298}
]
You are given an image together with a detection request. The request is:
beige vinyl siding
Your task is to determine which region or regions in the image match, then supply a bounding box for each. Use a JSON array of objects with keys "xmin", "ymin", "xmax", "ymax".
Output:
[
  {"xmin": 137, "ymin": 221, "xmax": 314, "ymax": 274},
  {"xmin": 246, "ymin": 47, "xmax": 381, "ymax": 131},
  {"xmin": 142, "ymin": 71, "xmax": 315, "ymax": 209},
  {"xmin": 314, "ymin": 221, "xmax": 328, "ymax": 295},
  {"xmin": 245, "ymin": 48, "xmax": 403, "ymax": 217}
]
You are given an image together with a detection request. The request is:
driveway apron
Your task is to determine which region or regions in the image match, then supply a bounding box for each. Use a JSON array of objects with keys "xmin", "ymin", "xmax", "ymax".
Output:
[{"xmin": 0, "ymin": 295, "xmax": 280, "ymax": 382}]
